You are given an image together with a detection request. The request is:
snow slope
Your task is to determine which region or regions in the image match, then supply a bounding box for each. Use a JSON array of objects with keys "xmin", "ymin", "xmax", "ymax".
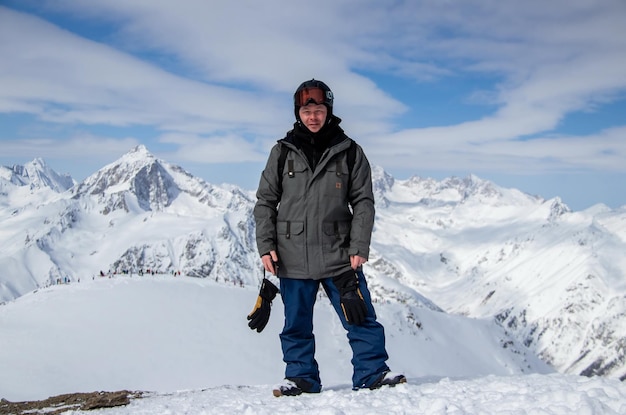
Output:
[
  {"xmin": 1, "ymin": 276, "xmax": 624, "ymax": 414},
  {"xmin": 0, "ymin": 275, "xmax": 549, "ymax": 402}
]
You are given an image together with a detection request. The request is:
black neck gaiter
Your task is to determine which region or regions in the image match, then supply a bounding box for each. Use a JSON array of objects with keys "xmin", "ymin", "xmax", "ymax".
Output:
[{"xmin": 292, "ymin": 116, "xmax": 343, "ymax": 171}]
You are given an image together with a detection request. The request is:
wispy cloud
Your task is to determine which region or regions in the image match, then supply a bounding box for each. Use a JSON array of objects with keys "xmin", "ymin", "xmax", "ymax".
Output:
[{"xmin": 1, "ymin": 1, "xmax": 625, "ymax": 206}]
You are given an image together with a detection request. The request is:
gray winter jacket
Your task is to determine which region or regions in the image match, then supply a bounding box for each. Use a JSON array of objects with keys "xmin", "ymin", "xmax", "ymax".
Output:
[{"xmin": 254, "ymin": 132, "xmax": 375, "ymax": 280}]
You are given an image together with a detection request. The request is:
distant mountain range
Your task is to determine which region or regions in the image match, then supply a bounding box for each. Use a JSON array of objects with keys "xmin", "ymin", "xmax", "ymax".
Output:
[{"xmin": 1, "ymin": 144, "xmax": 624, "ymax": 381}]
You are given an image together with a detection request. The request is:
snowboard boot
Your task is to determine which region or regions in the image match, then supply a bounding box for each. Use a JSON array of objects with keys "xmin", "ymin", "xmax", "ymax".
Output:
[
  {"xmin": 368, "ymin": 370, "xmax": 407, "ymax": 390},
  {"xmin": 272, "ymin": 377, "xmax": 317, "ymax": 397}
]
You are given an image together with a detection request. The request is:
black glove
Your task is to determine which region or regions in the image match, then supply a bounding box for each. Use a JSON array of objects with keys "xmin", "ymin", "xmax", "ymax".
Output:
[
  {"xmin": 247, "ymin": 278, "xmax": 279, "ymax": 333},
  {"xmin": 333, "ymin": 271, "xmax": 368, "ymax": 325}
]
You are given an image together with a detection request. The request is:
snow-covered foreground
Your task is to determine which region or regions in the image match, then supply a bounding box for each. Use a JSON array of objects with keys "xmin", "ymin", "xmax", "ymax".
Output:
[
  {"xmin": 64, "ymin": 374, "xmax": 626, "ymax": 415},
  {"xmin": 0, "ymin": 275, "xmax": 544, "ymax": 401},
  {"xmin": 1, "ymin": 276, "xmax": 625, "ymax": 413}
]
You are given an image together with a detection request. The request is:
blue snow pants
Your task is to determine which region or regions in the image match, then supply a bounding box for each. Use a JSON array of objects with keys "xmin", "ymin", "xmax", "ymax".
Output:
[{"xmin": 279, "ymin": 269, "xmax": 390, "ymax": 392}]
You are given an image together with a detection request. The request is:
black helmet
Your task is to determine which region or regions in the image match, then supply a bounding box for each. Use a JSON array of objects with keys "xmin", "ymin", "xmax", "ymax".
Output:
[{"xmin": 293, "ymin": 79, "xmax": 333, "ymax": 121}]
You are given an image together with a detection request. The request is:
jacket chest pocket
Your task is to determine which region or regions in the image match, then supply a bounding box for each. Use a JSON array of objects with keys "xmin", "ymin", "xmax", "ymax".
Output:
[
  {"xmin": 281, "ymin": 158, "xmax": 308, "ymax": 195},
  {"xmin": 322, "ymin": 158, "xmax": 349, "ymax": 199}
]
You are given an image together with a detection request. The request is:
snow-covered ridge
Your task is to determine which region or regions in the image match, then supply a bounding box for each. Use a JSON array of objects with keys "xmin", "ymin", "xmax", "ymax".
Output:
[{"xmin": 1, "ymin": 146, "xmax": 625, "ymax": 383}]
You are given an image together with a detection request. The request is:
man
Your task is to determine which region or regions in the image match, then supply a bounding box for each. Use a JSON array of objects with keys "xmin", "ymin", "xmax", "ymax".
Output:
[{"xmin": 248, "ymin": 79, "xmax": 405, "ymax": 397}]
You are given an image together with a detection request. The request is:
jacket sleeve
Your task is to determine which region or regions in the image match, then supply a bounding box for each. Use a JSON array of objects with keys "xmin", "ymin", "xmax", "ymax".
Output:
[
  {"xmin": 253, "ymin": 144, "xmax": 283, "ymax": 257},
  {"xmin": 347, "ymin": 143, "xmax": 375, "ymax": 259}
]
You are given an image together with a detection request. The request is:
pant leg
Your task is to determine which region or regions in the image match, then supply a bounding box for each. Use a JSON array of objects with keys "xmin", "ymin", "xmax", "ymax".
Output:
[
  {"xmin": 279, "ymin": 277, "xmax": 322, "ymax": 392},
  {"xmin": 322, "ymin": 269, "xmax": 390, "ymax": 389}
]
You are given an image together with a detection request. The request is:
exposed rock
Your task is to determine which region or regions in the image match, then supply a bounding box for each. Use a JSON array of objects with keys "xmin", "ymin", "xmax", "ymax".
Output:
[{"xmin": 0, "ymin": 390, "xmax": 142, "ymax": 415}]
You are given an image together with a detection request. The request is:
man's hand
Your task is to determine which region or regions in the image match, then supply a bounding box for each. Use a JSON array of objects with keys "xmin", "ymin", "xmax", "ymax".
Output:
[
  {"xmin": 261, "ymin": 251, "xmax": 279, "ymax": 274},
  {"xmin": 350, "ymin": 255, "xmax": 367, "ymax": 270}
]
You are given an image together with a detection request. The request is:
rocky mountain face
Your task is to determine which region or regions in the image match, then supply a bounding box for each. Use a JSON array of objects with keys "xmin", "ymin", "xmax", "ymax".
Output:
[{"xmin": 1, "ymin": 146, "xmax": 624, "ymax": 382}]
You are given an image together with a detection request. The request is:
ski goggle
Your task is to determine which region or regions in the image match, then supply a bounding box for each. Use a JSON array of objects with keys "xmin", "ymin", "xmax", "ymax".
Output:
[{"xmin": 294, "ymin": 87, "xmax": 331, "ymax": 107}]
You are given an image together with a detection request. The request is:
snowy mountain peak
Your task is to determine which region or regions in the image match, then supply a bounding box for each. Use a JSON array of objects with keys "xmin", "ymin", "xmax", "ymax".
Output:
[
  {"xmin": 121, "ymin": 144, "xmax": 154, "ymax": 164},
  {"xmin": 70, "ymin": 146, "xmax": 253, "ymax": 215},
  {"xmin": 435, "ymin": 174, "xmax": 506, "ymax": 202},
  {"xmin": 0, "ymin": 158, "xmax": 74, "ymax": 192},
  {"xmin": 371, "ymin": 165, "xmax": 395, "ymax": 206},
  {"xmin": 379, "ymin": 173, "xmax": 541, "ymax": 210},
  {"xmin": 548, "ymin": 197, "xmax": 571, "ymax": 221},
  {"xmin": 71, "ymin": 146, "xmax": 181, "ymax": 212}
]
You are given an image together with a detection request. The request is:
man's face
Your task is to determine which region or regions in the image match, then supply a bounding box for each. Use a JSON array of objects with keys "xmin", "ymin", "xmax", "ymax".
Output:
[{"xmin": 298, "ymin": 103, "xmax": 328, "ymax": 133}]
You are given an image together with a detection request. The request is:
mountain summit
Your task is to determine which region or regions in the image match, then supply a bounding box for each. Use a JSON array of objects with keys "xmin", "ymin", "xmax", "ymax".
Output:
[
  {"xmin": 0, "ymin": 158, "xmax": 75, "ymax": 192},
  {"xmin": 71, "ymin": 145, "xmax": 251, "ymax": 214},
  {"xmin": 71, "ymin": 145, "xmax": 181, "ymax": 212}
]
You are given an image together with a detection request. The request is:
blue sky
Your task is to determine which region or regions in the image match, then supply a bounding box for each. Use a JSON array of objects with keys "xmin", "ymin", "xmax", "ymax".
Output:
[{"xmin": 1, "ymin": 0, "xmax": 625, "ymax": 211}]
